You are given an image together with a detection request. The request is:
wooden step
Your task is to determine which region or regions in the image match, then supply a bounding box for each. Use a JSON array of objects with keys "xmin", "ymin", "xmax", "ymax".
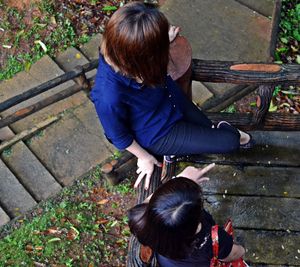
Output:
[
  {"xmin": 194, "ymin": 131, "xmax": 300, "ymax": 167},
  {"xmin": 205, "ymin": 195, "xmax": 299, "ymax": 231},
  {"xmin": 236, "ymin": 229, "xmax": 300, "ymax": 266},
  {"xmin": 200, "ymin": 165, "xmax": 300, "ymax": 198}
]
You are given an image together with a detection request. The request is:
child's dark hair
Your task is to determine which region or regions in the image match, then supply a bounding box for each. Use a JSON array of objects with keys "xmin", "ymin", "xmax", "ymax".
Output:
[
  {"xmin": 128, "ymin": 178, "xmax": 203, "ymax": 259},
  {"xmin": 101, "ymin": 1, "xmax": 170, "ymax": 86}
]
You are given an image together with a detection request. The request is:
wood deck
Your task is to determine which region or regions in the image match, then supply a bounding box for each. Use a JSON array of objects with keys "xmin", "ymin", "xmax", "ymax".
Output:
[{"xmin": 192, "ymin": 131, "xmax": 300, "ymax": 266}]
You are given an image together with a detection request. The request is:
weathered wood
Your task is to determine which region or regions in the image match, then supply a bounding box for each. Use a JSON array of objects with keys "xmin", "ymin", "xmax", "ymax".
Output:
[
  {"xmin": 0, "ymin": 60, "xmax": 98, "ymax": 113},
  {"xmin": 196, "ymin": 165, "xmax": 300, "ymax": 198},
  {"xmin": 0, "ymin": 116, "xmax": 60, "ymax": 152},
  {"xmin": 0, "ymin": 78, "xmax": 93, "ymax": 129},
  {"xmin": 192, "ymin": 59, "xmax": 300, "ymax": 85},
  {"xmin": 206, "ymin": 112, "xmax": 300, "ymax": 131},
  {"xmin": 235, "ymin": 230, "xmax": 300, "ymax": 266},
  {"xmin": 101, "ymin": 152, "xmax": 135, "ymax": 185},
  {"xmin": 204, "ymin": 195, "xmax": 300, "ymax": 231},
  {"xmin": 253, "ymin": 85, "xmax": 275, "ymax": 125},
  {"xmin": 202, "ymin": 85, "xmax": 257, "ymax": 112}
]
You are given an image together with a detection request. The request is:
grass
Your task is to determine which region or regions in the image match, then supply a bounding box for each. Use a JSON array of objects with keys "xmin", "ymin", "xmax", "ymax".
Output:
[
  {"xmin": 0, "ymin": 165, "xmax": 136, "ymax": 266},
  {"xmin": 0, "ymin": 0, "xmax": 125, "ymax": 81}
]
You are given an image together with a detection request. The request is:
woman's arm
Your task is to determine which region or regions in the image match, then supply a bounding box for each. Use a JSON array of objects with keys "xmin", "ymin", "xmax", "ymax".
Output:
[
  {"xmin": 126, "ymin": 140, "xmax": 162, "ymax": 190},
  {"xmin": 220, "ymin": 244, "xmax": 245, "ymax": 262}
]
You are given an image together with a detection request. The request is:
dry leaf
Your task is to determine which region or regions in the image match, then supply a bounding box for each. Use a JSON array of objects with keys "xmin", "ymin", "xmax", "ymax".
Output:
[{"xmin": 97, "ymin": 199, "xmax": 109, "ymax": 205}]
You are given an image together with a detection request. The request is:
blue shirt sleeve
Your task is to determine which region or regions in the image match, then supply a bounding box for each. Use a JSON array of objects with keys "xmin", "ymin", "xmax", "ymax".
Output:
[{"xmin": 91, "ymin": 88, "xmax": 134, "ymax": 150}]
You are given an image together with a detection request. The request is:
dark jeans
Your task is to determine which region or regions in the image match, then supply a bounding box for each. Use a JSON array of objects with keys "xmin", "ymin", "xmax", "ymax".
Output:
[{"xmin": 148, "ymin": 98, "xmax": 240, "ymax": 156}]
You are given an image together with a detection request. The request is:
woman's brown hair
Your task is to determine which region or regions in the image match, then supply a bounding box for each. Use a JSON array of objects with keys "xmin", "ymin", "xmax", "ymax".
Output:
[{"xmin": 101, "ymin": 2, "xmax": 170, "ymax": 86}]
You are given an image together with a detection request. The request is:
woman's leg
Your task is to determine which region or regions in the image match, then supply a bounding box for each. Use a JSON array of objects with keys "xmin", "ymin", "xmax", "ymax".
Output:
[
  {"xmin": 148, "ymin": 121, "xmax": 240, "ymax": 156},
  {"xmin": 179, "ymin": 95, "xmax": 213, "ymax": 128}
]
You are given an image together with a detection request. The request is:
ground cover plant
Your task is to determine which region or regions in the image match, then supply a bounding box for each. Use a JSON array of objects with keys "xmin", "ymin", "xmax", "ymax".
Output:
[
  {"xmin": 0, "ymin": 165, "xmax": 136, "ymax": 266},
  {"xmin": 0, "ymin": 0, "xmax": 129, "ymax": 80}
]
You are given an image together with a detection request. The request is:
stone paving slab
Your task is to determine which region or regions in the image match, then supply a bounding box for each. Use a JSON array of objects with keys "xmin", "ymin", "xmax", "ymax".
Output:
[
  {"xmin": 55, "ymin": 47, "xmax": 96, "ymax": 79},
  {"xmin": 235, "ymin": 230, "xmax": 300, "ymax": 265},
  {"xmin": 200, "ymin": 165, "xmax": 300, "ymax": 198},
  {"xmin": 0, "ymin": 126, "xmax": 61, "ymax": 201},
  {"xmin": 0, "ymin": 159, "xmax": 36, "ymax": 217},
  {"xmin": 0, "ymin": 56, "xmax": 88, "ymax": 133},
  {"xmin": 161, "ymin": 0, "xmax": 273, "ymax": 97},
  {"xmin": 80, "ymin": 33, "xmax": 102, "ymax": 61},
  {"xmin": 192, "ymin": 81, "xmax": 214, "ymax": 106},
  {"xmin": 161, "ymin": 0, "xmax": 273, "ymax": 61},
  {"xmin": 26, "ymin": 100, "xmax": 115, "ymax": 186},
  {"xmin": 0, "ymin": 207, "xmax": 10, "ymax": 227},
  {"xmin": 236, "ymin": 0, "xmax": 275, "ymax": 17},
  {"xmin": 2, "ymin": 135, "xmax": 61, "ymax": 202}
]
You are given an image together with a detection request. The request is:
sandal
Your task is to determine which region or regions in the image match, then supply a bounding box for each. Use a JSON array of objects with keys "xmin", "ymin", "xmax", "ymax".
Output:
[
  {"xmin": 217, "ymin": 121, "xmax": 255, "ymax": 149},
  {"xmin": 239, "ymin": 133, "xmax": 255, "ymax": 149}
]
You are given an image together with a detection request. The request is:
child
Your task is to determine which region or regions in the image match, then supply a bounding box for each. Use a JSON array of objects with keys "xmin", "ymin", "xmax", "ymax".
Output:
[
  {"xmin": 91, "ymin": 2, "xmax": 253, "ymax": 189},
  {"xmin": 128, "ymin": 165, "xmax": 246, "ymax": 267}
]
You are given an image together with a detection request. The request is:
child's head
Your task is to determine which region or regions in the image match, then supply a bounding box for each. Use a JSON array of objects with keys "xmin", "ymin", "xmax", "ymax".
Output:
[
  {"xmin": 128, "ymin": 177, "xmax": 203, "ymax": 259},
  {"xmin": 101, "ymin": 2, "xmax": 170, "ymax": 86}
]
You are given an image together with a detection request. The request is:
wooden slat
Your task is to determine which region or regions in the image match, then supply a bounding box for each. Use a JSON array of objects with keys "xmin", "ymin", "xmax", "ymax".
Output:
[
  {"xmin": 198, "ymin": 165, "xmax": 300, "ymax": 198},
  {"xmin": 183, "ymin": 131, "xmax": 300, "ymax": 167},
  {"xmin": 236, "ymin": 230, "xmax": 300, "ymax": 266},
  {"xmin": 204, "ymin": 196, "xmax": 300, "ymax": 231}
]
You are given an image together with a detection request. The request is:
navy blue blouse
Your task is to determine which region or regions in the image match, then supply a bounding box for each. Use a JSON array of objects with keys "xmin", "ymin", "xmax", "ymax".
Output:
[
  {"xmin": 90, "ymin": 55, "xmax": 185, "ymax": 150},
  {"xmin": 157, "ymin": 210, "xmax": 233, "ymax": 267}
]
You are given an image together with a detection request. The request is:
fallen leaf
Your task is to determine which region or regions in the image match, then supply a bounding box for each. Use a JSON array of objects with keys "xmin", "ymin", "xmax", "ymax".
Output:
[
  {"xmin": 96, "ymin": 219, "xmax": 109, "ymax": 224},
  {"xmin": 47, "ymin": 237, "xmax": 61, "ymax": 243},
  {"xmin": 97, "ymin": 199, "xmax": 109, "ymax": 205},
  {"xmin": 34, "ymin": 40, "xmax": 47, "ymax": 52}
]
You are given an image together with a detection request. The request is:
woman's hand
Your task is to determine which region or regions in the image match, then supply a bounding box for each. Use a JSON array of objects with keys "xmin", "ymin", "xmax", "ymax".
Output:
[
  {"xmin": 169, "ymin": 25, "xmax": 180, "ymax": 42},
  {"xmin": 134, "ymin": 156, "xmax": 162, "ymax": 190},
  {"xmin": 176, "ymin": 163, "xmax": 215, "ymax": 185}
]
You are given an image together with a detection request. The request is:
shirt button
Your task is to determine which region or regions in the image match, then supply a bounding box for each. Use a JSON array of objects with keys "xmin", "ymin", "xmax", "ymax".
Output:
[
  {"xmin": 173, "ymin": 105, "xmax": 176, "ymax": 108},
  {"xmin": 169, "ymin": 94, "xmax": 171, "ymax": 98}
]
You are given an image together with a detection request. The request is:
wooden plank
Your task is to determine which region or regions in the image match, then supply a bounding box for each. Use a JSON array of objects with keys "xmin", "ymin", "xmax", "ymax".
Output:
[
  {"xmin": 206, "ymin": 112, "xmax": 300, "ymax": 131},
  {"xmin": 198, "ymin": 165, "xmax": 300, "ymax": 198},
  {"xmin": 204, "ymin": 196, "xmax": 300, "ymax": 231},
  {"xmin": 190, "ymin": 131, "xmax": 300, "ymax": 167},
  {"xmin": 236, "ymin": 230, "xmax": 300, "ymax": 266}
]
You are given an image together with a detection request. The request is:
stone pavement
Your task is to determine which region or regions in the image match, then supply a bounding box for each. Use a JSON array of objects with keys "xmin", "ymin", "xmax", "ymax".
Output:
[{"xmin": 0, "ymin": 1, "xmax": 299, "ymax": 265}]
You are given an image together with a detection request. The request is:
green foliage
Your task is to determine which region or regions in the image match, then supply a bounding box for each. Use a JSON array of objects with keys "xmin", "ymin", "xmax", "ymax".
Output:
[
  {"xmin": 102, "ymin": 5, "xmax": 118, "ymax": 12},
  {"xmin": 0, "ymin": 166, "xmax": 134, "ymax": 265},
  {"xmin": 276, "ymin": 1, "xmax": 300, "ymax": 61},
  {"xmin": 0, "ymin": 1, "xmax": 96, "ymax": 80},
  {"xmin": 221, "ymin": 104, "xmax": 236, "ymax": 113}
]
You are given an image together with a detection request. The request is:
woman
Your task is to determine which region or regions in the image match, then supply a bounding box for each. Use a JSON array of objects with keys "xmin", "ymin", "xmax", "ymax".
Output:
[
  {"xmin": 91, "ymin": 2, "xmax": 253, "ymax": 189},
  {"xmin": 128, "ymin": 165, "xmax": 245, "ymax": 266}
]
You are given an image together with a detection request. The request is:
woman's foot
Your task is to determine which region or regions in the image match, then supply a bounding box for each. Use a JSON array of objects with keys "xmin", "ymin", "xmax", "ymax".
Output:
[
  {"xmin": 217, "ymin": 121, "xmax": 255, "ymax": 149},
  {"xmin": 239, "ymin": 130, "xmax": 250, "ymax": 145}
]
